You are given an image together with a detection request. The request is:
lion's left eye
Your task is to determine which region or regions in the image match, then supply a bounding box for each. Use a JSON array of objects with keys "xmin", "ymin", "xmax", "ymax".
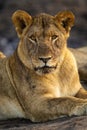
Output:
[{"xmin": 51, "ymin": 35, "xmax": 58, "ymax": 41}]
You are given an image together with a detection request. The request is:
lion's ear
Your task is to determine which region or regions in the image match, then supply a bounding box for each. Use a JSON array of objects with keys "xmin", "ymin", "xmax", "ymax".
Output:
[
  {"xmin": 55, "ymin": 11, "xmax": 75, "ymax": 32},
  {"xmin": 12, "ymin": 10, "xmax": 32, "ymax": 38}
]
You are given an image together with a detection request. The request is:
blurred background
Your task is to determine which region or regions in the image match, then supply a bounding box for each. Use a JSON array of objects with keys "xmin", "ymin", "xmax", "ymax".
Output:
[{"xmin": 0, "ymin": 0, "xmax": 87, "ymax": 56}]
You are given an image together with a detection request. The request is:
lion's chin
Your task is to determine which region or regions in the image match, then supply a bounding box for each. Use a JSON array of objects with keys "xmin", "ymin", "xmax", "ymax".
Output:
[{"xmin": 34, "ymin": 65, "xmax": 57, "ymax": 75}]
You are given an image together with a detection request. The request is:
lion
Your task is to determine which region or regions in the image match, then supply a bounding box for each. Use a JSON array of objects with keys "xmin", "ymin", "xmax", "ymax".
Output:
[
  {"xmin": 0, "ymin": 10, "xmax": 87, "ymax": 122},
  {"xmin": 70, "ymin": 47, "xmax": 87, "ymax": 81},
  {"xmin": 0, "ymin": 52, "xmax": 6, "ymax": 58}
]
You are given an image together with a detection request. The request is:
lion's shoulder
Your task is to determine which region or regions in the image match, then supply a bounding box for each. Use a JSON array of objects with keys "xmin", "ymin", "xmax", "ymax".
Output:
[{"xmin": 0, "ymin": 52, "xmax": 6, "ymax": 58}]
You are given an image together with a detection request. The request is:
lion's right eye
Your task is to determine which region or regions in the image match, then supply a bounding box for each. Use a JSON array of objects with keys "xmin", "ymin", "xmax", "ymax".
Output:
[{"xmin": 29, "ymin": 35, "xmax": 37, "ymax": 43}]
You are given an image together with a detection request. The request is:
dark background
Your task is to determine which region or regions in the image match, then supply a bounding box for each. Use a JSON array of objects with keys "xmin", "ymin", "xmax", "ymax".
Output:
[{"xmin": 0, "ymin": 0, "xmax": 87, "ymax": 56}]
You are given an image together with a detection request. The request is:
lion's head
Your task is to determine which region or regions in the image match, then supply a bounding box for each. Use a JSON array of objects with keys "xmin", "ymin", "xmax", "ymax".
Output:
[{"xmin": 12, "ymin": 10, "xmax": 74, "ymax": 75}]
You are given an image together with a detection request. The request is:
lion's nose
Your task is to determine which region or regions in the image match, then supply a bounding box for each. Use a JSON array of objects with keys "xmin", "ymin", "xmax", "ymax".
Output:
[{"xmin": 39, "ymin": 57, "xmax": 52, "ymax": 63}]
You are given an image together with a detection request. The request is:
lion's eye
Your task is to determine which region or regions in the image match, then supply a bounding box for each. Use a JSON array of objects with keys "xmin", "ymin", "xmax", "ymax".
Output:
[
  {"xmin": 51, "ymin": 35, "xmax": 58, "ymax": 41},
  {"xmin": 29, "ymin": 35, "xmax": 37, "ymax": 43}
]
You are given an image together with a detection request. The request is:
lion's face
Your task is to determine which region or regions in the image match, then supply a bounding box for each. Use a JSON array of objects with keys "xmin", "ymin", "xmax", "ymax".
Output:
[{"xmin": 12, "ymin": 10, "xmax": 74, "ymax": 75}]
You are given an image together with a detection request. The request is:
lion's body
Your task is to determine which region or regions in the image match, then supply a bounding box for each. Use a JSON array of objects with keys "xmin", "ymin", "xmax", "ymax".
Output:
[
  {"xmin": 0, "ymin": 10, "xmax": 87, "ymax": 122},
  {"xmin": 0, "ymin": 58, "xmax": 25, "ymax": 119}
]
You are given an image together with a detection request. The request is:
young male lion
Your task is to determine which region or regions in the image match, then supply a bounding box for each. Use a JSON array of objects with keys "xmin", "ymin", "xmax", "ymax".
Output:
[{"xmin": 0, "ymin": 10, "xmax": 87, "ymax": 122}]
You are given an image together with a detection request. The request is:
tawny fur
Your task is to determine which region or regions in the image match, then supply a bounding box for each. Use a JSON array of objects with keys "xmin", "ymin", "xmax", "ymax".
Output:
[
  {"xmin": 0, "ymin": 10, "xmax": 87, "ymax": 122},
  {"xmin": 0, "ymin": 52, "xmax": 6, "ymax": 58}
]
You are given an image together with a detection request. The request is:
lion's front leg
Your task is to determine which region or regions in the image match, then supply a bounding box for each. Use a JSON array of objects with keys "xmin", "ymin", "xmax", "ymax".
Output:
[
  {"xmin": 28, "ymin": 96, "xmax": 87, "ymax": 122},
  {"xmin": 75, "ymin": 88, "xmax": 87, "ymax": 99},
  {"xmin": 0, "ymin": 96, "xmax": 25, "ymax": 120}
]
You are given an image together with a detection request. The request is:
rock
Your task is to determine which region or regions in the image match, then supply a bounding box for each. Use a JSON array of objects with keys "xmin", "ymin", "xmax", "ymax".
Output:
[{"xmin": 0, "ymin": 116, "xmax": 87, "ymax": 130}]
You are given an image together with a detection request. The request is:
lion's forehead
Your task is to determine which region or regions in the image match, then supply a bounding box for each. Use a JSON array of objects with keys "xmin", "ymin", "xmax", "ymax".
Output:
[
  {"xmin": 25, "ymin": 14, "xmax": 65, "ymax": 38},
  {"xmin": 26, "ymin": 23, "xmax": 63, "ymax": 39},
  {"xmin": 27, "ymin": 25, "xmax": 61, "ymax": 38},
  {"xmin": 32, "ymin": 13, "xmax": 54, "ymax": 27}
]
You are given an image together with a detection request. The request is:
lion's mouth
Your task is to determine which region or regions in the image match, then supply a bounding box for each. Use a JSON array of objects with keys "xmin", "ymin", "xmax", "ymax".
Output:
[{"xmin": 34, "ymin": 65, "xmax": 57, "ymax": 74}]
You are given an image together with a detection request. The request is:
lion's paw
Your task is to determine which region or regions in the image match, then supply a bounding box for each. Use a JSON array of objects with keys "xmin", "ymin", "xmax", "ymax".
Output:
[{"xmin": 69, "ymin": 103, "xmax": 87, "ymax": 116}]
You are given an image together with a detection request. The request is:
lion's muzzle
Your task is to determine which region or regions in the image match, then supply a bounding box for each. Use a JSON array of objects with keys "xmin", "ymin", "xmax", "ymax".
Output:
[{"xmin": 34, "ymin": 65, "xmax": 57, "ymax": 74}]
